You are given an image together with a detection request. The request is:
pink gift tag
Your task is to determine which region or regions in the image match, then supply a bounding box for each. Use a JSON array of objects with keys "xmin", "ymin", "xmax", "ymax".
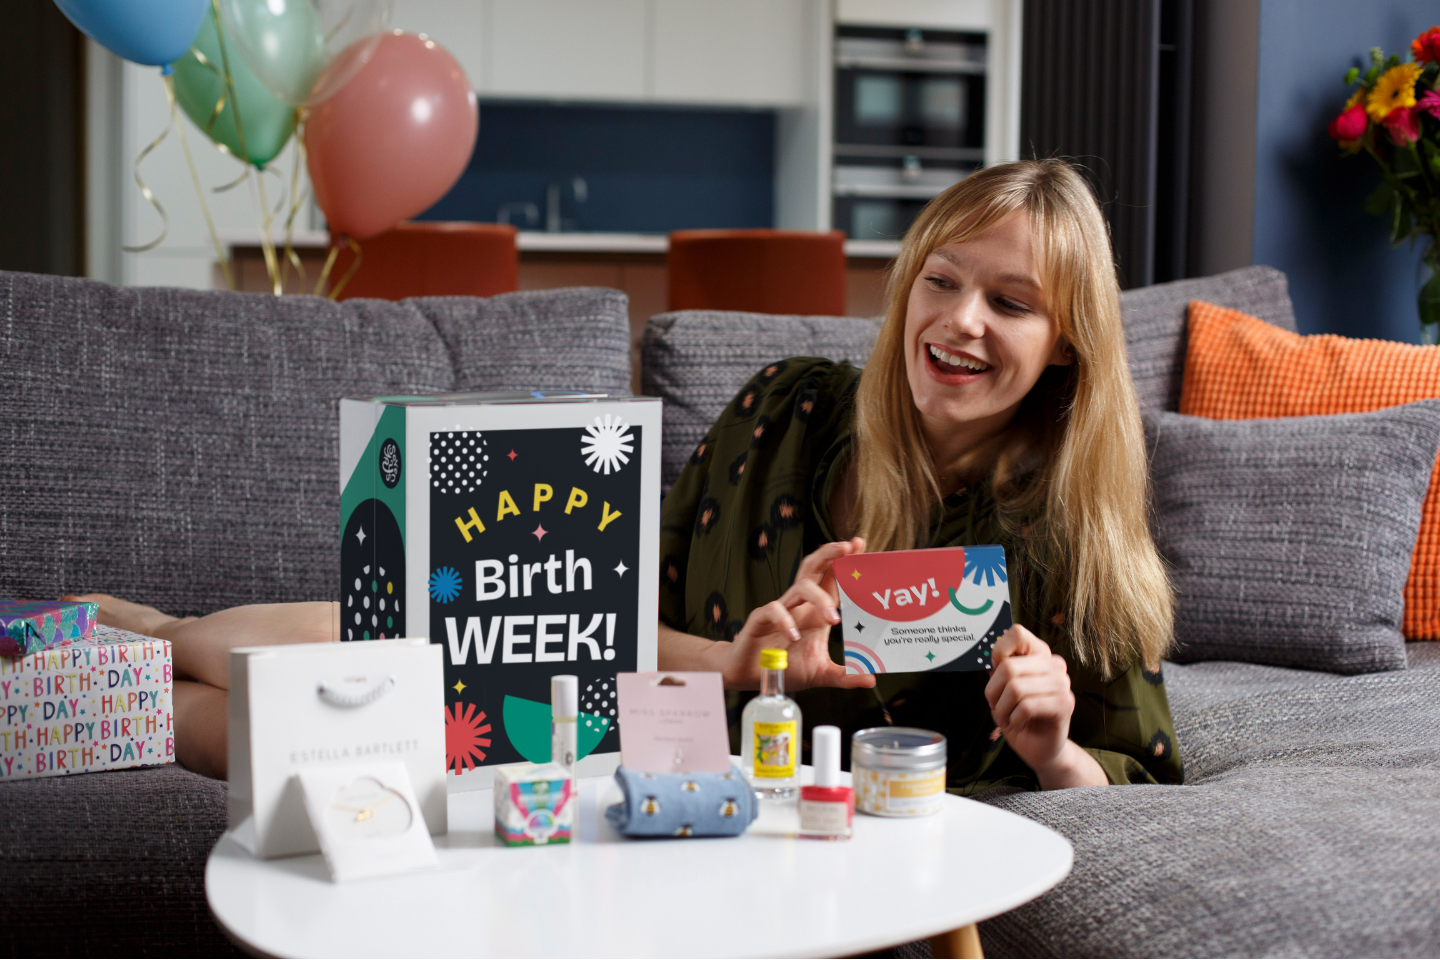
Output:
[{"xmin": 616, "ymin": 672, "xmax": 732, "ymax": 774}]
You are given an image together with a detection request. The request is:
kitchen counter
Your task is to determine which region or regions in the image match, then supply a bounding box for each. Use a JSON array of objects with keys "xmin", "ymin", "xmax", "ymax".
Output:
[{"xmin": 221, "ymin": 230, "xmax": 898, "ymax": 258}]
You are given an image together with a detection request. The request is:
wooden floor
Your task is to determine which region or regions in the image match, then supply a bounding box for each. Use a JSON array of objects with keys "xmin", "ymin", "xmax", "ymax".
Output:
[{"xmin": 228, "ymin": 246, "xmax": 893, "ymax": 395}]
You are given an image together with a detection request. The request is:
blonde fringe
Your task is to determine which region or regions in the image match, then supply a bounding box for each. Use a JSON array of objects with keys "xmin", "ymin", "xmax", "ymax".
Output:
[{"xmin": 852, "ymin": 160, "xmax": 1173, "ymax": 677}]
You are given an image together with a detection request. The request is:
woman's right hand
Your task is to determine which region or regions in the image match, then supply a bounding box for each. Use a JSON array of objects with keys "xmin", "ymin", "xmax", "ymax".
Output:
[{"xmin": 720, "ymin": 538, "xmax": 876, "ymax": 692}]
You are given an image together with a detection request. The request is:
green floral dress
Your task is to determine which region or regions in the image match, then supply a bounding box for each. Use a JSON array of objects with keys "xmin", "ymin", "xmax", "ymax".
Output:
[{"xmin": 658, "ymin": 358, "xmax": 1183, "ymax": 793}]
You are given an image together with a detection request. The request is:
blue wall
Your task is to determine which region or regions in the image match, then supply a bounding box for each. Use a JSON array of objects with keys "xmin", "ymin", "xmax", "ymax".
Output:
[
  {"xmin": 418, "ymin": 103, "xmax": 775, "ymax": 234},
  {"xmin": 1254, "ymin": 0, "xmax": 1436, "ymax": 342}
]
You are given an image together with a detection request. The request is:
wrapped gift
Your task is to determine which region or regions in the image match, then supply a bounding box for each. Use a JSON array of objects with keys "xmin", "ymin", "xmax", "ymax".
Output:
[
  {"xmin": 0, "ymin": 599, "xmax": 99, "ymax": 656},
  {"xmin": 0, "ymin": 625, "xmax": 174, "ymax": 780}
]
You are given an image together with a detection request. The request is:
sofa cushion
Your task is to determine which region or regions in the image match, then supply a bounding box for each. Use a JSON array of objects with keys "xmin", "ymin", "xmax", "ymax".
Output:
[
  {"xmin": 1180, "ymin": 300, "xmax": 1440, "ymax": 641},
  {"xmin": 1122, "ymin": 264, "xmax": 1296, "ymax": 410},
  {"xmin": 1146, "ymin": 404, "xmax": 1440, "ymax": 674},
  {"xmin": 641, "ymin": 311, "xmax": 882, "ymax": 490},
  {"xmin": 0, "ymin": 764, "xmax": 238, "ymax": 956},
  {"xmin": 641, "ymin": 266, "xmax": 1297, "ymax": 490},
  {"xmin": 977, "ymin": 644, "xmax": 1440, "ymax": 958},
  {"xmin": 0, "ymin": 272, "xmax": 631, "ymax": 617}
]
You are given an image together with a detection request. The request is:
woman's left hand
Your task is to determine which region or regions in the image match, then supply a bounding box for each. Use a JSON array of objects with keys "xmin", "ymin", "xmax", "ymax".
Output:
[{"xmin": 984, "ymin": 624, "xmax": 1107, "ymax": 789}]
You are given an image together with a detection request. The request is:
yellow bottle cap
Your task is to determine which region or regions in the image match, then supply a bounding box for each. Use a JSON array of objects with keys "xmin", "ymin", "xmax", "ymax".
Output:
[{"xmin": 759, "ymin": 648, "xmax": 787, "ymax": 671}]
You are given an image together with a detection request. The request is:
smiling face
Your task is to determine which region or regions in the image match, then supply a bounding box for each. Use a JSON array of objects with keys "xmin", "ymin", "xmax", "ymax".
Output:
[{"xmin": 903, "ymin": 210, "xmax": 1071, "ymax": 467}]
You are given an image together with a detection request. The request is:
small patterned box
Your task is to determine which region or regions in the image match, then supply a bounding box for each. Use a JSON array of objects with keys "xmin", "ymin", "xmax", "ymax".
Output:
[
  {"xmin": 0, "ymin": 600, "xmax": 99, "ymax": 656},
  {"xmin": 0, "ymin": 625, "xmax": 174, "ymax": 780},
  {"xmin": 493, "ymin": 762, "xmax": 574, "ymax": 846}
]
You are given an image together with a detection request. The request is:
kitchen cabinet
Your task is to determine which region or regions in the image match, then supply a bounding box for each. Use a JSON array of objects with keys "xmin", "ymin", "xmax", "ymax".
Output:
[
  {"xmin": 391, "ymin": 0, "xmax": 818, "ymax": 107},
  {"xmin": 651, "ymin": 0, "xmax": 812, "ymax": 106},
  {"xmin": 487, "ymin": 0, "xmax": 648, "ymax": 100}
]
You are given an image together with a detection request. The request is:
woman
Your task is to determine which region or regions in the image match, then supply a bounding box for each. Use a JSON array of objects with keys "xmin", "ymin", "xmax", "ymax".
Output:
[{"xmin": 656, "ymin": 159, "xmax": 1181, "ymax": 790}]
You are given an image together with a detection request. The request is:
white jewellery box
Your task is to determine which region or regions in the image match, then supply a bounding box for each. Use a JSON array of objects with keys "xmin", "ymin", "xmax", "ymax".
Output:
[{"xmin": 227, "ymin": 638, "xmax": 446, "ymax": 858}]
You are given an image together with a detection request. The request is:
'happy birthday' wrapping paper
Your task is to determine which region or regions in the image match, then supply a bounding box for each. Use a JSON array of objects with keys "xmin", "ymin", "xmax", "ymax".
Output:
[
  {"xmin": 0, "ymin": 625, "xmax": 174, "ymax": 779},
  {"xmin": 0, "ymin": 599, "xmax": 99, "ymax": 656}
]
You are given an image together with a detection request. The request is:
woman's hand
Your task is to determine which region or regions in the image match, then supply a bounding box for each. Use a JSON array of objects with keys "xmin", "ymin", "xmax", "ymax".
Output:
[
  {"xmin": 722, "ymin": 538, "xmax": 876, "ymax": 692},
  {"xmin": 984, "ymin": 625, "xmax": 1107, "ymax": 789}
]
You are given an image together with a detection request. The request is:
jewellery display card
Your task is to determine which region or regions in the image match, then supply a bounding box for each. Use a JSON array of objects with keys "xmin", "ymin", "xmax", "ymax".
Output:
[
  {"xmin": 615, "ymin": 672, "xmax": 732, "ymax": 774},
  {"xmin": 834, "ymin": 545, "xmax": 1013, "ymax": 675},
  {"xmin": 339, "ymin": 392, "xmax": 662, "ymax": 792},
  {"xmin": 298, "ymin": 761, "xmax": 437, "ymax": 883}
]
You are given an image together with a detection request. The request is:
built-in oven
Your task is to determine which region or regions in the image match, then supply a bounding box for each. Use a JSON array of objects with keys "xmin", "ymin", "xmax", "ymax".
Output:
[{"xmin": 832, "ymin": 26, "xmax": 986, "ymax": 241}]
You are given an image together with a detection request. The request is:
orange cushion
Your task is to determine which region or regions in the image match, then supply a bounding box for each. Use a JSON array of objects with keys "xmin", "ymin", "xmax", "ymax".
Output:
[{"xmin": 1180, "ymin": 300, "xmax": 1440, "ymax": 638}]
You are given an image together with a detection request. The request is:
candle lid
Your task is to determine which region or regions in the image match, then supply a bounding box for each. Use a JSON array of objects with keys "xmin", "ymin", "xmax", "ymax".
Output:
[{"xmin": 851, "ymin": 726, "xmax": 947, "ymax": 770}]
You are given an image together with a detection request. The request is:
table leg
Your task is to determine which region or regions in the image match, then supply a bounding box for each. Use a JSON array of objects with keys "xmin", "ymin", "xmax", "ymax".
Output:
[{"xmin": 929, "ymin": 923, "xmax": 983, "ymax": 959}]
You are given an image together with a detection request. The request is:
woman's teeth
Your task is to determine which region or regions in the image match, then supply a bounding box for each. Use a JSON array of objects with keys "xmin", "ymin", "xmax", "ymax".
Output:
[{"xmin": 928, "ymin": 344, "xmax": 991, "ymax": 372}]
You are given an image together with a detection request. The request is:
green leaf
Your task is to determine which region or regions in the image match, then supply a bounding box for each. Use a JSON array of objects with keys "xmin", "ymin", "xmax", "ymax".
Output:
[
  {"xmin": 1366, "ymin": 180, "xmax": 1395, "ymax": 216},
  {"xmin": 1387, "ymin": 53, "xmax": 1402, "ymax": 70},
  {"xmin": 1365, "ymin": 65, "xmax": 1382, "ymax": 85},
  {"xmin": 1346, "ymin": 66, "xmax": 1360, "ymax": 85}
]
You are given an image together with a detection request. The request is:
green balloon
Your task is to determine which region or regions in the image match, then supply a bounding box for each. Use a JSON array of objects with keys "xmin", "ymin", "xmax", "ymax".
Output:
[
  {"xmin": 171, "ymin": 11, "xmax": 295, "ymax": 167},
  {"xmin": 217, "ymin": 0, "xmax": 326, "ymax": 107}
]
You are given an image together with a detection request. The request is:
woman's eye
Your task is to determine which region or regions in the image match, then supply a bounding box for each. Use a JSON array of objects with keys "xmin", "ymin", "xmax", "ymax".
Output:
[
  {"xmin": 996, "ymin": 297, "xmax": 1030, "ymax": 313},
  {"xmin": 925, "ymin": 275, "xmax": 954, "ymax": 289}
]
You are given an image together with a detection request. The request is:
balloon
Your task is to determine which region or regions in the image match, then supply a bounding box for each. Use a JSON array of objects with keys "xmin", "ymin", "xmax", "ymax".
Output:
[
  {"xmin": 306, "ymin": 32, "xmax": 478, "ymax": 240},
  {"xmin": 218, "ymin": 0, "xmax": 390, "ymax": 107},
  {"xmin": 171, "ymin": 11, "xmax": 296, "ymax": 167},
  {"xmin": 53, "ymin": 0, "xmax": 210, "ymax": 67}
]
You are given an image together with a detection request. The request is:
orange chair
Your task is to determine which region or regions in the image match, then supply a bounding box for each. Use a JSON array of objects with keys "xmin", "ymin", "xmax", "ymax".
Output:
[
  {"xmin": 666, "ymin": 229, "xmax": 847, "ymax": 315},
  {"xmin": 331, "ymin": 222, "xmax": 519, "ymax": 300}
]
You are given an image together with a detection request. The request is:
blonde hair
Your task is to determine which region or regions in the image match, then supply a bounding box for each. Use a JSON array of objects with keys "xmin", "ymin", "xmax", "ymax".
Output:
[{"xmin": 852, "ymin": 159, "xmax": 1173, "ymax": 675}]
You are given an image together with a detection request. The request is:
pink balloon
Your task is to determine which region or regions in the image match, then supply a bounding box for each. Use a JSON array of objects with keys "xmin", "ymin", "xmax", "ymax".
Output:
[{"xmin": 306, "ymin": 32, "xmax": 478, "ymax": 240}]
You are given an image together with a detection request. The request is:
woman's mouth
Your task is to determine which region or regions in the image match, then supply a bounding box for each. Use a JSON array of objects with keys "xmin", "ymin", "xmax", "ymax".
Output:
[{"xmin": 925, "ymin": 343, "xmax": 992, "ymax": 380}]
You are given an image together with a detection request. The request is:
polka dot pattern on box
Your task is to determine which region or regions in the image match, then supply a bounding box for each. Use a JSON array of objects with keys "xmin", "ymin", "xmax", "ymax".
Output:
[
  {"xmin": 583, "ymin": 677, "xmax": 617, "ymax": 729},
  {"xmin": 430, "ymin": 431, "xmax": 489, "ymax": 494}
]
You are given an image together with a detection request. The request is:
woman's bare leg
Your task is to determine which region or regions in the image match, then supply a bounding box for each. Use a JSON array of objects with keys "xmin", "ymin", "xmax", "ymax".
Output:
[
  {"xmin": 65, "ymin": 594, "xmax": 339, "ymax": 688},
  {"xmin": 173, "ymin": 680, "xmax": 229, "ymax": 779},
  {"xmin": 64, "ymin": 594, "xmax": 340, "ymax": 780}
]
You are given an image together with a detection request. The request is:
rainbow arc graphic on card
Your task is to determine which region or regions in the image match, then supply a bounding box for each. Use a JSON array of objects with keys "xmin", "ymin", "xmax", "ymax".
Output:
[{"xmin": 834, "ymin": 545, "xmax": 1012, "ymax": 674}]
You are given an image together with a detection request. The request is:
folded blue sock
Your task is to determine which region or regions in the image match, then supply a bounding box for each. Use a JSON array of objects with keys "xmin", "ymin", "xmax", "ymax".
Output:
[{"xmin": 604, "ymin": 765, "xmax": 758, "ymax": 837}]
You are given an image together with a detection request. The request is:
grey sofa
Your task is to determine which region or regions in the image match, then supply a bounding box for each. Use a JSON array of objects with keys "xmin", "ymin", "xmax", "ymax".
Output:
[{"xmin": 2, "ymin": 265, "xmax": 1437, "ymax": 957}]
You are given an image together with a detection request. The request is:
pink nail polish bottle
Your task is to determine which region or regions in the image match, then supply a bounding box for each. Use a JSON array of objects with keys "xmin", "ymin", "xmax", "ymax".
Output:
[{"xmin": 799, "ymin": 725, "xmax": 853, "ymax": 840}]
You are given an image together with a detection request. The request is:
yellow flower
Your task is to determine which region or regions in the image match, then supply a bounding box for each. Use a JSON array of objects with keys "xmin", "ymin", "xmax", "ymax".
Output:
[{"xmin": 1367, "ymin": 62, "xmax": 1423, "ymax": 121}]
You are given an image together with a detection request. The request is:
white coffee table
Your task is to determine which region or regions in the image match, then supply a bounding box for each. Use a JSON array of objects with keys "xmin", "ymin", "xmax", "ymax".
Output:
[{"xmin": 207, "ymin": 768, "xmax": 1072, "ymax": 958}]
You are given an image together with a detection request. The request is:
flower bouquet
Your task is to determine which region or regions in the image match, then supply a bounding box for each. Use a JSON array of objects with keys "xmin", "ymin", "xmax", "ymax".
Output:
[{"xmin": 1329, "ymin": 28, "xmax": 1440, "ymax": 341}]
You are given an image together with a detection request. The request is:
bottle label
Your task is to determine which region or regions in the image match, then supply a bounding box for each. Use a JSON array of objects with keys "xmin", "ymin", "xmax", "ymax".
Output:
[
  {"xmin": 888, "ymin": 770, "xmax": 944, "ymax": 807},
  {"xmin": 799, "ymin": 799, "xmax": 851, "ymax": 834},
  {"xmin": 751, "ymin": 721, "xmax": 797, "ymax": 778}
]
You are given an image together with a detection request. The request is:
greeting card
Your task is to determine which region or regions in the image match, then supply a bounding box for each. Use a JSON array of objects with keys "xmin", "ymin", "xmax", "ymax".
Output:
[{"xmin": 834, "ymin": 545, "xmax": 1013, "ymax": 674}]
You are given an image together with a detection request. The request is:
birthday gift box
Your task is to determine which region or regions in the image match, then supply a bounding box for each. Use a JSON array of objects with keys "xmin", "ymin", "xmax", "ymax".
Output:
[
  {"xmin": 0, "ymin": 625, "xmax": 174, "ymax": 780},
  {"xmin": 339, "ymin": 391, "xmax": 661, "ymax": 791},
  {"xmin": 0, "ymin": 599, "xmax": 99, "ymax": 656},
  {"xmin": 835, "ymin": 545, "xmax": 1014, "ymax": 675}
]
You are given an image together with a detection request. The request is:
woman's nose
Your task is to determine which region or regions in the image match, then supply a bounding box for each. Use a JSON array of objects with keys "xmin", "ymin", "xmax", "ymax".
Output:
[{"xmin": 945, "ymin": 292, "xmax": 988, "ymax": 339}]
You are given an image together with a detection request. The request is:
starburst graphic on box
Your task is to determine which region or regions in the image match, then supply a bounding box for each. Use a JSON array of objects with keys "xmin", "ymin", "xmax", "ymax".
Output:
[
  {"xmin": 445, "ymin": 702, "xmax": 492, "ymax": 774},
  {"xmin": 580, "ymin": 415, "xmax": 634, "ymax": 475},
  {"xmin": 429, "ymin": 566, "xmax": 463, "ymax": 603}
]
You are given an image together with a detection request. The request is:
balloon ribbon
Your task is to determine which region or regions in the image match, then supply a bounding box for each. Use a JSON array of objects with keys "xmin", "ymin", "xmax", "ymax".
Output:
[
  {"xmin": 314, "ymin": 237, "xmax": 362, "ymax": 300},
  {"xmin": 166, "ymin": 71, "xmax": 234, "ymax": 289},
  {"xmin": 121, "ymin": 93, "xmax": 172, "ymax": 253}
]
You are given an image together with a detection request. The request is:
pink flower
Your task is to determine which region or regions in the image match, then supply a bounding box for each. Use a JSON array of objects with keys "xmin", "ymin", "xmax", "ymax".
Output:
[
  {"xmin": 1385, "ymin": 105, "xmax": 1420, "ymax": 144},
  {"xmin": 1328, "ymin": 103, "xmax": 1369, "ymax": 142},
  {"xmin": 1419, "ymin": 89, "xmax": 1440, "ymax": 120}
]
